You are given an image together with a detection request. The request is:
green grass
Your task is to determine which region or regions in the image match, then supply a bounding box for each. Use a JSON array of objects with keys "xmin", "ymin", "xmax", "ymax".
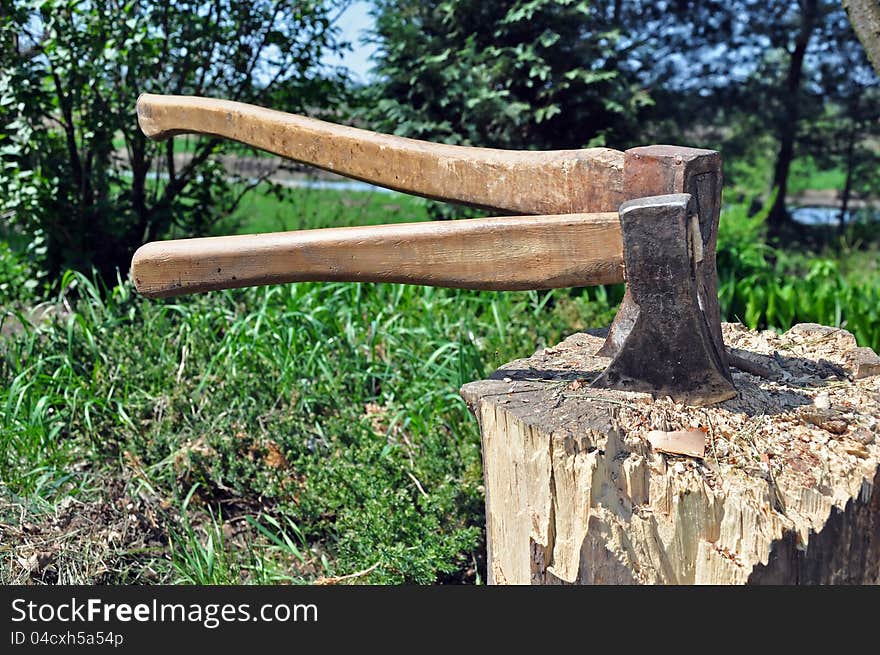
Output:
[
  {"xmin": 787, "ymin": 157, "xmax": 847, "ymax": 195},
  {"xmin": 726, "ymin": 152, "xmax": 847, "ymax": 198},
  {"xmin": 220, "ymin": 185, "xmax": 429, "ymax": 235},
  {"xmin": 2, "ymin": 180, "xmax": 879, "ymax": 585},
  {"xmin": 716, "ymin": 197, "xmax": 880, "ymax": 347},
  {"xmin": 0, "ymin": 243, "xmax": 618, "ymax": 583}
]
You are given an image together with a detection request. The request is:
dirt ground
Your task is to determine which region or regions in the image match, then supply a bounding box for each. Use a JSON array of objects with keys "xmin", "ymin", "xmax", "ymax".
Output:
[{"xmin": 1, "ymin": 471, "xmax": 170, "ymax": 584}]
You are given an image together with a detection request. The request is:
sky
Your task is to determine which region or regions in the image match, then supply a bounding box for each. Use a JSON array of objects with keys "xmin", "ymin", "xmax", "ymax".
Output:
[{"xmin": 322, "ymin": 1, "xmax": 379, "ymax": 82}]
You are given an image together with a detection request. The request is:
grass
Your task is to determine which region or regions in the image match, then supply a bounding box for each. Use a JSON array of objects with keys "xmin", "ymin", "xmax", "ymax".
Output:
[
  {"xmin": 2, "ymin": 178, "xmax": 879, "ymax": 585},
  {"xmin": 0, "ymin": 217, "xmax": 618, "ymax": 583},
  {"xmin": 788, "ymin": 157, "xmax": 847, "ymax": 195},
  {"xmin": 220, "ymin": 185, "xmax": 429, "ymax": 235},
  {"xmin": 726, "ymin": 152, "xmax": 847, "ymax": 198},
  {"xmin": 716, "ymin": 197, "xmax": 880, "ymax": 348}
]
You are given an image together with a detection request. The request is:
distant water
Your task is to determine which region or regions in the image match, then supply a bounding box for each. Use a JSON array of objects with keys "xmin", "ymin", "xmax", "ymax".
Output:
[
  {"xmin": 792, "ymin": 206, "xmax": 841, "ymax": 225},
  {"xmin": 121, "ymin": 168, "xmax": 398, "ymax": 194},
  {"xmin": 791, "ymin": 205, "xmax": 878, "ymax": 226},
  {"xmin": 266, "ymin": 178, "xmax": 394, "ymax": 194}
]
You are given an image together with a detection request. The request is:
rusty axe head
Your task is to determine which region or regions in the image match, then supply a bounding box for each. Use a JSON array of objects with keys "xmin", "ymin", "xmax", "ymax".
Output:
[
  {"xmin": 131, "ymin": 95, "xmax": 737, "ymax": 406},
  {"xmin": 592, "ymin": 194, "xmax": 735, "ymax": 405}
]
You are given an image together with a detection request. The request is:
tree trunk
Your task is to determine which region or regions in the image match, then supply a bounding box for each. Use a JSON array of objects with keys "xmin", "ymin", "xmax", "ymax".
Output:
[
  {"xmin": 843, "ymin": 0, "xmax": 880, "ymax": 76},
  {"xmin": 768, "ymin": 0, "xmax": 819, "ymax": 235},
  {"xmin": 838, "ymin": 121, "xmax": 857, "ymax": 234},
  {"xmin": 461, "ymin": 322, "xmax": 880, "ymax": 584}
]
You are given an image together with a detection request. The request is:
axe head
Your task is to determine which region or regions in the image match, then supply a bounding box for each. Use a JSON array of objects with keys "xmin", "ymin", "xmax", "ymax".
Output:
[{"xmin": 592, "ymin": 193, "xmax": 736, "ymax": 405}]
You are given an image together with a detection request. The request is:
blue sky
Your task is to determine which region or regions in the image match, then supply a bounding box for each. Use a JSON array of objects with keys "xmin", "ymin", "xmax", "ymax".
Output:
[{"xmin": 322, "ymin": 1, "xmax": 378, "ymax": 82}]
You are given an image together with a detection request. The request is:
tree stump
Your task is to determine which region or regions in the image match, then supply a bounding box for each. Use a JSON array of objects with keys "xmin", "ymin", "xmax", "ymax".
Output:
[{"xmin": 460, "ymin": 323, "xmax": 880, "ymax": 584}]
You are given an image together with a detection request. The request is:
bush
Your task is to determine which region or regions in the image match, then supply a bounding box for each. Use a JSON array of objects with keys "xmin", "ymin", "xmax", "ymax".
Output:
[
  {"xmin": 0, "ymin": 239, "xmax": 43, "ymax": 307},
  {"xmin": 718, "ymin": 198, "xmax": 880, "ymax": 349},
  {"xmin": 0, "ymin": 1, "xmax": 350, "ymax": 285}
]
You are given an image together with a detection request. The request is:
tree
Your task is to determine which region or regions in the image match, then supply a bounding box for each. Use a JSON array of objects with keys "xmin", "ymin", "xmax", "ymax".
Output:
[
  {"xmin": 764, "ymin": 0, "xmax": 821, "ymax": 231},
  {"xmin": 614, "ymin": 1, "xmax": 874, "ymax": 234},
  {"xmin": 726, "ymin": 0, "xmax": 878, "ymax": 232},
  {"xmin": 364, "ymin": 0, "xmax": 879, "ymax": 233},
  {"xmin": 803, "ymin": 23, "xmax": 880, "ymax": 231},
  {"xmin": 812, "ymin": 96, "xmax": 880, "ymax": 231},
  {"xmin": 0, "ymin": 1, "xmax": 350, "ymax": 283},
  {"xmin": 364, "ymin": 0, "xmax": 651, "ymax": 163}
]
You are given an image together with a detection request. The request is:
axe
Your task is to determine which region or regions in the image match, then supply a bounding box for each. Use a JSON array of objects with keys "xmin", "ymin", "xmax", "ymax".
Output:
[{"xmin": 131, "ymin": 95, "xmax": 737, "ymax": 406}]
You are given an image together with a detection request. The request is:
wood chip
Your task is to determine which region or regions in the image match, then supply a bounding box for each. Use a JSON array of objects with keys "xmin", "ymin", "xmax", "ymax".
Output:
[
  {"xmin": 645, "ymin": 429, "xmax": 706, "ymax": 458},
  {"xmin": 844, "ymin": 443, "xmax": 870, "ymax": 458},
  {"xmin": 843, "ymin": 347, "xmax": 880, "ymax": 379},
  {"xmin": 801, "ymin": 410, "xmax": 849, "ymax": 435}
]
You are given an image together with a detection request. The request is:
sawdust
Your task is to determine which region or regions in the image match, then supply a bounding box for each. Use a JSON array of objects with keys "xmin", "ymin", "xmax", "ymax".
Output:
[
  {"xmin": 466, "ymin": 321, "xmax": 879, "ymax": 516},
  {"xmin": 461, "ymin": 321, "xmax": 880, "ymax": 584},
  {"xmin": 557, "ymin": 323, "xmax": 880, "ymax": 496}
]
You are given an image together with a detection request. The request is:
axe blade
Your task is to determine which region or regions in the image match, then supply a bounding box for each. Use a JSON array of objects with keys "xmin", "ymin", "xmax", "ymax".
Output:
[{"xmin": 591, "ymin": 193, "xmax": 736, "ymax": 405}]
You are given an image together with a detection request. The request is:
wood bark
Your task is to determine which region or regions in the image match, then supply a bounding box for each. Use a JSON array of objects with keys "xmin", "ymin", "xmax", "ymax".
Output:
[
  {"xmin": 461, "ymin": 323, "xmax": 880, "ymax": 584},
  {"xmin": 843, "ymin": 0, "xmax": 880, "ymax": 76}
]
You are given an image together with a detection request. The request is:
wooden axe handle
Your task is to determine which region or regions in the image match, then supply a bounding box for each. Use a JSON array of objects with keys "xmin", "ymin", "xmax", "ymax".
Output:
[
  {"xmin": 136, "ymin": 94, "xmax": 625, "ymax": 215},
  {"xmin": 131, "ymin": 213, "xmax": 624, "ymax": 298}
]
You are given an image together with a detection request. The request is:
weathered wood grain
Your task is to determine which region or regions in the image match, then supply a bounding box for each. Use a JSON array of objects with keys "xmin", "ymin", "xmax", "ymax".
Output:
[
  {"xmin": 131, "ymin": 212, "xmax": 624, "ymax": 298},
  {"xmin": 136, "ymin": 94, "xmax": 625, "ymax": 214}
]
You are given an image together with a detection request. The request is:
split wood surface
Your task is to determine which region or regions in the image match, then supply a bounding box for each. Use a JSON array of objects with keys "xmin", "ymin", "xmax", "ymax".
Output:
[
  {"xmin": 137, "ymin": 94, "xmax": 625, "ymax": 215},
  {"xmin": 461, "ymin": 322, "xmax": 880, "ymax": 585},
  {"xmin": 131, "ymin": 212, "xmax": 624, "ymax": 298}
]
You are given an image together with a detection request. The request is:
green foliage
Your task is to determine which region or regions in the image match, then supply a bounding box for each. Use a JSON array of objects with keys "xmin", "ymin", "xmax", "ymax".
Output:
[
  {"xmin": 717, "ymin": 198, "xmax": 880, "ymax": 349},
  {"xmin": 0, "ymin": 256, "xmax": 614, "ymax": 583},
  {"xmin": 168, "ymin": 486, "xmax": 324, "ymax": 584},
  {"xmin": 0, "ymin": 0, "xmax": 349, "ymax": 283},
  {"xmin": 0, "ymin": 240, "xmax": 44, "ymax": 306},
  {"xmin": 364, "ymin": 0, "xmax": 651, "ymax": 217}
]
